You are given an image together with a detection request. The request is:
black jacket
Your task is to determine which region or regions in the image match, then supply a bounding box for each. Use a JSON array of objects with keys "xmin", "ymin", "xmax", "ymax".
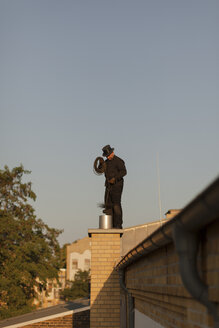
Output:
[{"xmin": 104, "ymin": 155, "xmax": 127, "ymax": 187}]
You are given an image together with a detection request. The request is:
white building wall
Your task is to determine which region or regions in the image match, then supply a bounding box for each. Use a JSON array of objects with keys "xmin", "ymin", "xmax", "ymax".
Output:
[
  {"xmin": 69, "ymin": 249, "xmax": 91, "ymax": 281},
  {"xmin": 135, "ymin": 309, "xmax": 164, "ymax": 328}
]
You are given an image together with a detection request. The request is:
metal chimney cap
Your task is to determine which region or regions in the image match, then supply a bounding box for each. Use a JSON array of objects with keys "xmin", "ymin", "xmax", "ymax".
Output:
[{"xmin": 99, "ymin": 215, "xmax": 113, "ymax": 229}]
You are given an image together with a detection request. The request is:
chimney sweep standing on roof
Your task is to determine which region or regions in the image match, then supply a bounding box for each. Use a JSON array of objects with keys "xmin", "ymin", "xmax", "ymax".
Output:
[{"xmin": 99, "ymin": 145, "xmax": 127, "ymax": 229}]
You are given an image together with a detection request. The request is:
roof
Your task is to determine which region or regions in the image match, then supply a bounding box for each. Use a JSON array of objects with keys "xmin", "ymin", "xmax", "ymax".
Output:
[
  {"xmin": 116, "ymin": 176, "xmax": 219, "ymax": 271},
  {"xmin": 0, "ymin": 298, "xmax": 89, "ymax": 328},
  {"xmin": 67, "ymin": 236, "xmax": 91, "ymax": 254},
  {"xmin": 122, "ymin": 219, "xmax": 168, "ymax": 231}
]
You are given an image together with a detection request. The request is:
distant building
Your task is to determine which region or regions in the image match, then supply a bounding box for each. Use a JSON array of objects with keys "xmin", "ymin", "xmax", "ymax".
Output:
[
  {"xmin": 58, "ymin": 268, "xmax": 66, "ymax": 290},
  {"xmin": 66, "ymin": 237, "xmax": 91, "ymax": 281},
  {"xmin": 34, "ymin": 269, "xmax": 66, "ymax": 308},
  {"xmin": 34, "ymin": 236, "xmax": 91, "ymax": 308}
]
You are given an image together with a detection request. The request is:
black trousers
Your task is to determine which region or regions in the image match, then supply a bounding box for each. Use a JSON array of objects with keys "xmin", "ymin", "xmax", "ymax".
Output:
[{"xmin": 104, "ymin": 182, "xmax": 123, "ymax": 229}]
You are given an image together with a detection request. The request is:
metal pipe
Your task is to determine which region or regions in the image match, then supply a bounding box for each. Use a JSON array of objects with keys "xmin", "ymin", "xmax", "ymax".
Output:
[
  {"xmin": 119, "ymin": 270, "xmax": 134, "ymax": 328},
  {"xmin": 173, "ymin": 222, "xmax": 219, "ymax": 328}
]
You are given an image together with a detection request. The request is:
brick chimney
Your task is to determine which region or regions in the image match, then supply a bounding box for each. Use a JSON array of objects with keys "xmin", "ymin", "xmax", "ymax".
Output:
[{"xmin": 88, "ymin": 229, "xmax": 123, "ymax": 328}]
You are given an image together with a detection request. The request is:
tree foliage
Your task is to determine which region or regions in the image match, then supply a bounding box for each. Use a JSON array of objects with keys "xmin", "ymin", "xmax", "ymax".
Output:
[
  {"xmin": 60, "ymin": 243, "xmax": 70, "ymax": 269},
  {"xmin": 0, "ymin": 165, "xmax": 62, "ymax": 319},
  {"xmin": 60, "ymin": 270, "xmax": 90, "ymax": 301}
]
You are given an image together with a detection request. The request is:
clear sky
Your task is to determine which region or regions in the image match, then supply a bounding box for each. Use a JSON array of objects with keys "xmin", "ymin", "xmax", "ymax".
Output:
[{"xmin": 1, "ymin": 0, "xmax": 219, "ymax": 245}]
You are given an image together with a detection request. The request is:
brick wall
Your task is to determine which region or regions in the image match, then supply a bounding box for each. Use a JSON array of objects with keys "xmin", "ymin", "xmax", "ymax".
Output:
[
  {"xmin": 19, "ymin": 309, "xmax": 90, "ymax": 328},
  {"xmin": 89, "ymin": 231, "xmax": 121, "ymax": 328},
  {"xmin": 22, "ymin": 314, "xmax": 73, "ymax": 328},
  {"xmin": 73, "ymin": 310, "xmax": 90, "ymax": 328},
  {"xmin": 124, "ymin": 219, "xmax": 219, "ymax": 328}
]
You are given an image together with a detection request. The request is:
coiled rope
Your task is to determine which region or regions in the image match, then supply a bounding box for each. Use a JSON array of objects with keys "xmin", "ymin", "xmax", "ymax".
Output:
[{"xmin": 93, "ymin": 157, "xmax": 106, "ymax": 175}]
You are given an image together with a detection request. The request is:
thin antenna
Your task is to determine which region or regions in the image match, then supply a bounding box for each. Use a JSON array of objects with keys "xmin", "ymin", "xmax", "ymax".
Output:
[{"xmin": 156, "ymin": 152, "xmax": 162, "ymax": 220}]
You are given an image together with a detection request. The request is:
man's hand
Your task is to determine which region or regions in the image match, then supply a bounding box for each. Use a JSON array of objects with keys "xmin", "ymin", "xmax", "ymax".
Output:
[{"xmin": 108, "ymin": 178, "xmax": 116, "ymax": 184}]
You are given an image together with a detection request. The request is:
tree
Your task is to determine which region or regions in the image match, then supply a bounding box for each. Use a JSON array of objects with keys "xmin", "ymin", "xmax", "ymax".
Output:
[
  {"xmin": 60, "ymin": 270, "xmax": 90, "ymax": 301},
  {"xmin": 60, "ymin": 243, "xmax": 70, "ymax": 269},
  {"xmin": 0, "ymin": 165, "xmax": 62, "ymax": 319}
]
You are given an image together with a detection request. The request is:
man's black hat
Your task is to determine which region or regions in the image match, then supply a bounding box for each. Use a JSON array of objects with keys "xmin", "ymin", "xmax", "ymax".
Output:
[{"xmin": 102, "ymin": 145, "xmax": 114, "ymax": 157}]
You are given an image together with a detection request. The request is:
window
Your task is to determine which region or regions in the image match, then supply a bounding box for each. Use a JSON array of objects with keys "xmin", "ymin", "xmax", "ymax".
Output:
[
  {"xmin": 72, "ymin": 259, "xmax": 78, "ymax": 270},
  {"xmin": 84, "ymin": 259, "xmax": 90, "ymax": 270}
]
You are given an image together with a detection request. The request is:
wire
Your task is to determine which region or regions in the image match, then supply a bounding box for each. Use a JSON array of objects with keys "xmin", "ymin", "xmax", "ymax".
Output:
[{"xmin": 93, "ymin": 157, "xmax": 106, "ymax": 175}]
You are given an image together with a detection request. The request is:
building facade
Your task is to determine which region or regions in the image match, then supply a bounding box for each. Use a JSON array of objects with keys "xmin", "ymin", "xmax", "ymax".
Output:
[
  {"xmin": 66, "ymin": 237, "xmax": 91, "ymax": 281},
  {"xmin": 34, "ymin": 269, "xmax": 67, "ymax": 308}
]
